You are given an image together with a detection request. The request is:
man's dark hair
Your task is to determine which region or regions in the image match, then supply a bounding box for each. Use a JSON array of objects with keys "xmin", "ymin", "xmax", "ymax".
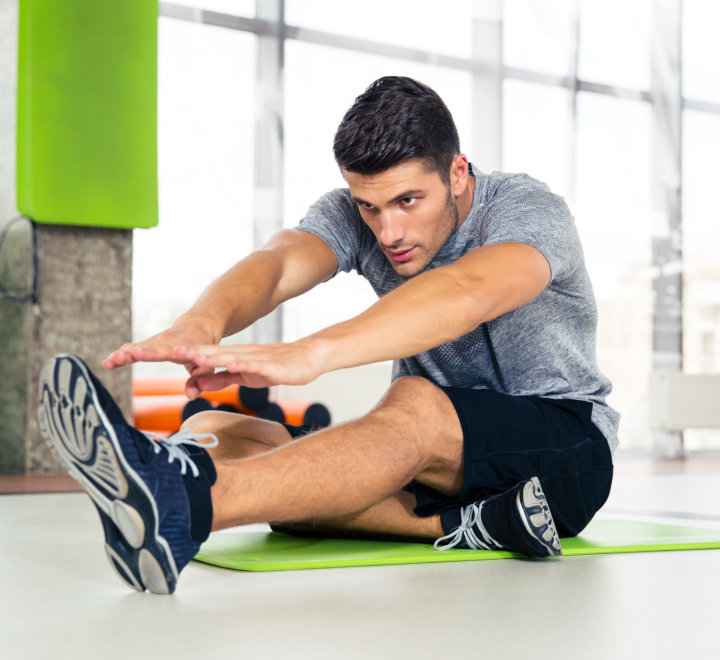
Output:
[{"xmin": 333, "ymin": 76, "xmax": 461, "ymax": 184}]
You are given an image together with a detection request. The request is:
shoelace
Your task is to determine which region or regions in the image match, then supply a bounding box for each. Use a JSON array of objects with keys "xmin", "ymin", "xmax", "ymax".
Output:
[
  {"xmin": 142, "ymin": 421, "xmax": 219, "ymax": 478},
  {"xmin": 433, "ymin": 501, "xmax": 503, "ymax": 551}
]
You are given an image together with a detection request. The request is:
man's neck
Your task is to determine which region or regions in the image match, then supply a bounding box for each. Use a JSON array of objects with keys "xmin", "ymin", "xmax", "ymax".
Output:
[{"xmin": 455, "ymin": 172, "xmax": 476, "ymax": 229}]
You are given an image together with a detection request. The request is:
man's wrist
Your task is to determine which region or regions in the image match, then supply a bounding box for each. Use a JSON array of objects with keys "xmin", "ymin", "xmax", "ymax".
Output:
[
  {"xmin": 172, "ymin": 311, "xmax": 224, "ymax": 344},
  {"xmin": 297, "ymin": 334, "xmax": 337, "ymax": 376}
]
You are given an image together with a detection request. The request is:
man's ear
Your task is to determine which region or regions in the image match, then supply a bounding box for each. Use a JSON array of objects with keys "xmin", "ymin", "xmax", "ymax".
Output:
[{"xmin": 449, "ymin": 154, "xmax": 470, "ymax": 197}]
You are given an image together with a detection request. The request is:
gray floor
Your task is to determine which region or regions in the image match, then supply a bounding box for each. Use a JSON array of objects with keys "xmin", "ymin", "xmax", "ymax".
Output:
[{"xmin": 2, "ymin": 465, "xmax": 720, "ymax": 660}]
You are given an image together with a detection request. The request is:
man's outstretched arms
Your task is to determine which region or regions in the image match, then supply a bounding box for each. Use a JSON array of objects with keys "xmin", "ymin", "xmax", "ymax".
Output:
[
  {"xmin": 183, "ymin": 242, "xmax": 551, "ymax": 389},
  {"xmin": 102, "ymin": 229, "xmax": 338, "ymax": 396}
]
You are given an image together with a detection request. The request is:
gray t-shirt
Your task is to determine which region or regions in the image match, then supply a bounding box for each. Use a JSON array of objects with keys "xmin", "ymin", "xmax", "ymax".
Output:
[{"xmin": 297, "ymin": 166, "xmax": 620, "ymax": 452}]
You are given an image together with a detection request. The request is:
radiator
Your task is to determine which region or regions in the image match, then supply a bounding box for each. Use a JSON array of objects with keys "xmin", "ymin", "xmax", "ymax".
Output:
[{"xmin": 649, "ymin": 373, "xmax": 720, "ymax": 431}]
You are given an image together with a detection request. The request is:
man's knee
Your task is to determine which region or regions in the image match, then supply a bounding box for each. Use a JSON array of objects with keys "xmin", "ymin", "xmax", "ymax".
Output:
[
  {"xmin": 372, "ymin": 377, "xmax": 462, "ymax": 446},
  {"xmin": 370, "ymin": 377, "xmax": 464, "ymax": 490},
  {"xmin": 181, "ymin": 409, "xmax": 247, "ymax": 436},
  {"xmin": 181, "ymin": 409, "xmax": 296, "ymax": 461},
  {"xmin": 377, "ymin": 376, "xmax": 454, "ymax": 420}
]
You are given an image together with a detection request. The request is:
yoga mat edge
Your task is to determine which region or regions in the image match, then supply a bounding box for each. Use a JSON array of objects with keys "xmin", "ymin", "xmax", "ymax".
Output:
[{"xmin": 193, "ymin": 519, "xmax": 720, "ymax": 572}]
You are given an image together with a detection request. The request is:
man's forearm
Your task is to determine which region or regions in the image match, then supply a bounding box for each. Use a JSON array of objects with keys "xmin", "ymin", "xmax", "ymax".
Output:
[
  {"xmin": 181, "ymin": 243, "xmax": 549, "ymax": 389},
  {"xmin": 305, "ymin": 265, "xmax": 486, "ymax": 372}
]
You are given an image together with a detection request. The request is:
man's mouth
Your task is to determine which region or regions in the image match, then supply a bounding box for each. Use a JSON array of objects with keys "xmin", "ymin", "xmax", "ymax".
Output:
[{"xmin": 388, "ymin": 247, "xmax": 415, "ymax": 263}]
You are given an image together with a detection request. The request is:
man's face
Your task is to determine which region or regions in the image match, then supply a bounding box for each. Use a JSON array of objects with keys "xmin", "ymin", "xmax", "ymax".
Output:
[{"xmin": 344, "ymin": 159, "xmax": 462, "ymax": 278}]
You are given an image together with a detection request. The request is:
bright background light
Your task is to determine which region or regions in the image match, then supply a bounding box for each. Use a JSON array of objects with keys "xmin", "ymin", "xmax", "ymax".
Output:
[{"xmin": 133, "ymin": 0, "xmax": 720, "ymax": 454}]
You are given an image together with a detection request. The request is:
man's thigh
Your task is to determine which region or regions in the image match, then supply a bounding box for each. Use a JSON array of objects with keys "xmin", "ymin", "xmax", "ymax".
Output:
[{"xmin": 273, "ymin": 376, "xmax": 466, "ymax": 498}]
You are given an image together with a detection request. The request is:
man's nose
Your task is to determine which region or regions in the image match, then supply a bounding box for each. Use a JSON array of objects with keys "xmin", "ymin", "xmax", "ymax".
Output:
[{"xmin": 379, "ymin": 211, "xmax": 405, "ymax": 247}]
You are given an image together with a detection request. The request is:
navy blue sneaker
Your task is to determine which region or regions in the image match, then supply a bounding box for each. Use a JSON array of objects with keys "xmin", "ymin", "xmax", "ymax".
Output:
[
  {"xmin": 38, "ymin": 354, "xmax": 218, "ymax": 594},
  {"xmin": 434, "ymin": 477, "xmax": 562, "ymax": 557}
]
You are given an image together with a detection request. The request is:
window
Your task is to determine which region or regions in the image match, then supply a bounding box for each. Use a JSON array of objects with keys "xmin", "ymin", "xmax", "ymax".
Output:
[
  {"xmin": 285, "ymin": 0, "xmax": 475, "ymax": 59},
  {"xmin": 577, "ymin": 0, "xmax": 651, "ymax": 90},
  {"xmin": 574, "ymin": 93, "xmax": 653, "ymax": 448},
  {"xmin": 503, "ymin": 0, "xmax": 576, "ymax": 77},
  {"xmin": 502, "ymin": 79, "xmax": 572, "ymax": 197},
  {"xmin": 132, "ymin": 17, "xmax": 255, "ymax": 375},
  {"xmin": 683, "ymin": 0, "xmax": 720, "ymax": 105}
]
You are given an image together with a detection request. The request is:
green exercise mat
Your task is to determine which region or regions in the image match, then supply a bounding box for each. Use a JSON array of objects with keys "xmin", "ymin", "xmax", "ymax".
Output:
[{"xmin": 194, "ymin": 518, "xmax": 720, "ymax": 572}]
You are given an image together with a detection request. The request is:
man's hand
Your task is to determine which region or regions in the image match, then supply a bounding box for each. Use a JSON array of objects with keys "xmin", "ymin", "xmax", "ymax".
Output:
[
  {"xmin": 181, "ymin": 338, "xmax": 328, "ymax": 390},
  {"xmin": 102, "ymin": 317, "xmax": 222, "ymax": 398}
]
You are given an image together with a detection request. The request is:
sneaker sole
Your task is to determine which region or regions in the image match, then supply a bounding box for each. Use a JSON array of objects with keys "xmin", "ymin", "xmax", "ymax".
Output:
[
  {"xmin": 37, "ymin": 354, "xmax": 179, "ymax": 594},
  {"xmin": 516, "ymin": 477, "xmax": 563, "ymax": 557}
]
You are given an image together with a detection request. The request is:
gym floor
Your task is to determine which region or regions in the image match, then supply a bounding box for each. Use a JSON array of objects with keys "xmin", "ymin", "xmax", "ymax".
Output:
[{"xmin": 2, "ymin": 458, "xmax": 719, "ymax": 660}]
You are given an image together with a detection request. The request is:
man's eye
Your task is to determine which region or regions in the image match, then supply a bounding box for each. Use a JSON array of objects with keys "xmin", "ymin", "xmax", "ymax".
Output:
[
  {"xmin": 359, "ymin": 202, "xmax": 374, "ymax": 210},
  {"xmin": 400, "ymin": 197, "xmax": 417, "ymax": 207}
]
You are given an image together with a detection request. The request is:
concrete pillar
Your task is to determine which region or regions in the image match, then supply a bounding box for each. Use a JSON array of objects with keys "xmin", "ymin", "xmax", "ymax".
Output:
[
  {"xmin": 0, "ymin": 218, "xmax": 31, "ymax": 473},
  {"xmin": 25, "ymin": 226, "xmax": 133, "ymax": 473},
  {"xmin": 0, "ymin": 224, "xmax": 134, "ymax": 475},
  {"xmin": 0, "ymin": 0, "xmax": 28, "ymax": 474}
]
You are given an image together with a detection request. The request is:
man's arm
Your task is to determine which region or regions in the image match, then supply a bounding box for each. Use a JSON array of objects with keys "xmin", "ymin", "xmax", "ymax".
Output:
[
  {"xmin": 184, "ymin": 242, "xmax": 551, "ymax": 388},
  {"xmin": 103, "ymin": 229, "xmax": 338, "ymax": 393}
]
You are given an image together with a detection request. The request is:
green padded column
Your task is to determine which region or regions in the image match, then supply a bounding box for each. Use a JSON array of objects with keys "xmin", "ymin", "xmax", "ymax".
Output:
[{"xmin": 17, "ymin": 0, "xmax": 158, "ymax": 229}]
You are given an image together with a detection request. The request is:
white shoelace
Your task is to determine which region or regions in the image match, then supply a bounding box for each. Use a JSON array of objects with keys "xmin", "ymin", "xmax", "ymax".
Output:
[
  {"xmin": 433, "ymin": 501, "xmax": 503, "ymax": 551},
  {"xmin": 142, "ymin": 421, "xmax": 219, "ymax": 478}
]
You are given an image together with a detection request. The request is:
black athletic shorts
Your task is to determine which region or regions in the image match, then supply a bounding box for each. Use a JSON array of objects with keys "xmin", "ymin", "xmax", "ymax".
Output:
[{"xmin": 411, "ymin": 387, "xmax": 614, "ymax": 538}]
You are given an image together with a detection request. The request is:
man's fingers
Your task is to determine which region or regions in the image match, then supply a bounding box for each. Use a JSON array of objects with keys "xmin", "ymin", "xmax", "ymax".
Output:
[
  {"xmin": 102, "ymin": 349, "xmax": 135, "ymax": 370},
  {"xmin": 193, "ymin": 355, "xmax": 271, "ymax": 381},
  {"xmin": 130, "ymin": 346, "xmax": 192, "ymax": 363},
  {"xmin": 184, "ymin": 364, "xmax": 217, "ymax": 398},
  {"xmin": 194, "ymin": 370, "xmax": 249, "ymax": 392},
  {"xmin": 103, "ymin": 323, "xmax": 217, "ymax": 369},
  {"xmin": 102, "ymin": 343, "xmax": 198, "ymax": 371},
  {"xmin": 190, "ymin": 347, "xmax": 268, "ymax": 370}
]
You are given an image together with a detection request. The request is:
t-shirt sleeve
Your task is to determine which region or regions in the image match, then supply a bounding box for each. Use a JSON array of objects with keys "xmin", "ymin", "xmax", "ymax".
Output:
[
  {"xmin": 480, "ymin": 174, "xmax": 580, "ymax": 282},
  {"xmin": 295, "ymin": 188, "xmax": 369, "ymax": 275}
]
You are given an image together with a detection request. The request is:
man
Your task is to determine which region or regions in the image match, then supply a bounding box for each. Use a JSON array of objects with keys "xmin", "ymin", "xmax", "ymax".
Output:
[{"xmin": 38, "ymin": 77, "xmax": 618, "ymax": 595}]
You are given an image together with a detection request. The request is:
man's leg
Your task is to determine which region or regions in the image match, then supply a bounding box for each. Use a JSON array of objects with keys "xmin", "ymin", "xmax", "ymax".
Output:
[
  {"xmin": 38, "ymin": 355, "xmax": 562, "ymax": 595},
  {"xmin": 39, "ymin": 356, "xmax": 454, "ymax": 593},
  {"xmin": 271, "ymin": 490, "xmax": 443, "ymax": 542},
  {"xmin": 182, "ymin": 410, "xmax": 299, "ymax": 460},
  {"xmin": 206, "ymin": 376, "xmax": 464, "ymax": 534},
  {"xmin": 181, "ymin": 407, "xmax": 445, "ymax": 541},
  {"xmin": 192, "ymin": 381, "xmax": 563, "ymax": 557}
]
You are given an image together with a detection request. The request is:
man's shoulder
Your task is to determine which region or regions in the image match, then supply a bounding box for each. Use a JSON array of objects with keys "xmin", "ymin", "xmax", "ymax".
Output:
[
  {"xmin": 298, "ymin": 187, "xmax": 374, "ymax": 275},
  {"xmin": 472, "ymin": 170, "xmax": 571, "ymax": 226},
  {"xmin": 301, "ymin": 187, "xmax": 370, "ymax": 240},
  {"xmin": 480, "ymin": 170, "xmax": 558, "ymax": 203},
  {"xmin": 307, "ymin": 187, "xmax": 356, "ymax": 218}
]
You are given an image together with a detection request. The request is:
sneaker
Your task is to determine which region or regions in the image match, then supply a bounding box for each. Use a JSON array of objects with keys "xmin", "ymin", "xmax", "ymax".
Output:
[
  {"xmin": 434, "ymin": 476, "xmax": 562, "ymax": 557},
  {"xmin": 37, "ymin": 354, "xmax": 218, "ymax": 594}
]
